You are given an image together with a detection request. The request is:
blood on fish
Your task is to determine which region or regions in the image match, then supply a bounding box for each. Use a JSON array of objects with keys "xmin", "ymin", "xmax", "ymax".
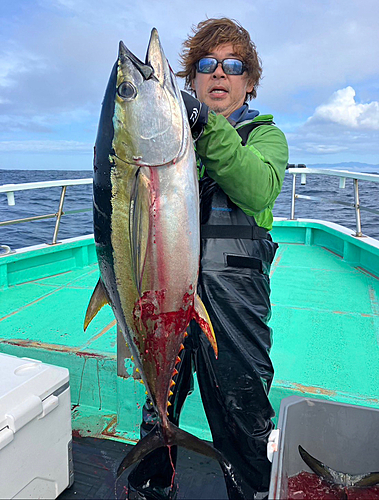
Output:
[
  {"xmin": 132, "ymin": 289, "xmax": 194, "ymax": 378},
  {"xmin": 168, "ymin": 445, "xmax": 176, "ymax": 490}
]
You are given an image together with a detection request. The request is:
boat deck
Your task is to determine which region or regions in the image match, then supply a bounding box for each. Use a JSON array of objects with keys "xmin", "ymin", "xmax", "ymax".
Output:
[
  {"xmin": 1, "ymin": 220, "xmax": 379, "ymax": 497},
  {"xmin": 1, "ymin": 259, "xmax": 116, "ymax": 361},
  {"xmin": 1, "ymin": 223, "xmax": 378, "ymax": 420},
  {"xmin": 269, "ymin": 236, "xmax": 379, "ymax": 411}
]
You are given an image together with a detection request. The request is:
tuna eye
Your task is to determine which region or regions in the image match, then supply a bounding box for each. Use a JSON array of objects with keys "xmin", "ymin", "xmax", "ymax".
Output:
[{"xmin": 117, "ymin": 82, "xmax": 137, "ymax": 100}]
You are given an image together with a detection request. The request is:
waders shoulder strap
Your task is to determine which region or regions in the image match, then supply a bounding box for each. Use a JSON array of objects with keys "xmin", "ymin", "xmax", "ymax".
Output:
[{"xmin": 236, "ymin": 120, "xmax": 274, "ymax": 146}]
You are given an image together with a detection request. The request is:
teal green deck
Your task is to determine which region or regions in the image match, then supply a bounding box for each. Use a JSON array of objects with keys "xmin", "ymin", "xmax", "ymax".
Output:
[{"xmin": 1, "ymin": 221, "xmax": 379, "ymax": 443}]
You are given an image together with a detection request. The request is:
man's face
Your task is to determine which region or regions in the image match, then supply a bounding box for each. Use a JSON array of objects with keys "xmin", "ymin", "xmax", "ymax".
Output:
[{"xmin": 191, "ymin": 44, "xmax": 254, "ymax": 118}]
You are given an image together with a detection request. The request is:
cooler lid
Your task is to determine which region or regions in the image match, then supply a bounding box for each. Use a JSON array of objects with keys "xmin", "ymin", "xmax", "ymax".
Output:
[{"xmin": 0, "ymin": 353, "xmax": 69, "ymax": 430}]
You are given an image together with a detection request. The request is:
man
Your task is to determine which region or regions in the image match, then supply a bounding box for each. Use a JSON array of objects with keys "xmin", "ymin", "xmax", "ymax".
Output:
[{"xmin": 128, "ymin": 17, "xmax": 288, "ymax": 500}]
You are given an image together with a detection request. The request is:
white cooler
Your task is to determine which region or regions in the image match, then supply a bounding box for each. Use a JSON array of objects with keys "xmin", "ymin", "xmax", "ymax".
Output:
[{"xmin": 0, "ymin": 353, "xmax": 73, "ymax": 499}]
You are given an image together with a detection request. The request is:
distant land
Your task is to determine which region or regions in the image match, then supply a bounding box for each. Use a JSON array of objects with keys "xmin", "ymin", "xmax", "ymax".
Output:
[{"xmin": 302, "ymin": 162, "xmax": 379, "ymax": 172}]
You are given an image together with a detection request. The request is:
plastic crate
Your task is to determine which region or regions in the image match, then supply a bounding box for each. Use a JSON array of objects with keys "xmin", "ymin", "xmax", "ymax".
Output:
[{"xmin": 269, "ymin": 396, "xmax": 379, "ymax": 499}]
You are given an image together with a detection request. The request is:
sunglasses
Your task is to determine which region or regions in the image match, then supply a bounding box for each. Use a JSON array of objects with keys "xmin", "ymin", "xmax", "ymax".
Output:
[{"xmin": 196, "ymin": 57, "xmax": 247, "ymax": 75}]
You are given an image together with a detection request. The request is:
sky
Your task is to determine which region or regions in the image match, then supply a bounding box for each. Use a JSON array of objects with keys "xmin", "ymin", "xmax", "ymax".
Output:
[{"xmin": 1, "ymin": 0, "xmax": 379, "ymax": 171}]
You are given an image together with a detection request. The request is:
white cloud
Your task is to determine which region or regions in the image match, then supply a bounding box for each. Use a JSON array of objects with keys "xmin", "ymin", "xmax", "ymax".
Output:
[
  {"xmin": 0, "ymin": 49, "xmax": 47, "ymax": 88},
  {"xmin": 308, "ymin": 87, "xmax": 379, "ymax": 130},
  {"xmin": 0, "ymin": 105, "xmax": 94, "ymax": 134},
  {"xmin": 0, "ymin": 140, "xmax": 92, "ymax": 153},
  {"xmin": 286, "ymin": 86, "xmax": 379, "ymax": 163},
  {"xmin": 287, "ymin": 123, "xmax": 379, "ymax": 164},
  {"xmin": 2, "ymin": 0, "xmax": 379, "ymax": 167}
]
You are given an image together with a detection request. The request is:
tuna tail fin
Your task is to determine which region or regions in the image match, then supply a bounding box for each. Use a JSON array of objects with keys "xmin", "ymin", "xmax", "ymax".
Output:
[
  {"xmin": 84, "ymin": 278, "xmax": 110, "ymax": 331},
  {"xmin": 299, "ymin": 445, "xmax": 336, "ymax": 483},
  {"xmin": 117, "ymin": 424, "xmax": 165, "ymax": 477},
  {"xmin": 299, "ymin": 445, "xmax": 379, "ymax": 488},
  {"xmin": 193, "ymin": 294, "xmax": 218, "ymax": 358},
  {"xmin": 117, "ymin": 421, "xmax": 244, "ymax": 499},
  {"xmin": 353, "ymin": 472, "xmax": 379, "ymax": 487}
]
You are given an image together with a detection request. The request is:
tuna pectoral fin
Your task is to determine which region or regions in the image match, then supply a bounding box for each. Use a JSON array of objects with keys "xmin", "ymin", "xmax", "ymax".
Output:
[
  {"xmin": 299, "ymin": 445, "xmax": 379, "ymax": 488},
  {"xmin": 84, "ymin": 278, "xmax": 110, "ymax": 331},
  {"xmin": 130, "ymin": 167, "xmax": 150, "ymax": 296},
  {"xmin": 193, "ymin": 294, "xmax": 218, "ymax": 358},
  {"xmin": 117, "ymin": 421, "xmax": 244, "ymax": 499}
]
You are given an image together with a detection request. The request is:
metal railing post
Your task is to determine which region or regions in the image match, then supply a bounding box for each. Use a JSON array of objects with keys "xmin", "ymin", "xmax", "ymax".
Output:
[
  {"xmin": 52, "ymin": 186, "xmax": 67, "ymax": 244},
  {"xmin": 290, "ymin": 174, "xmax": 296, "ymax": 220},
  {"xmin": 353, "ymin": 178, "xmax": 363, "ymax": 237}
]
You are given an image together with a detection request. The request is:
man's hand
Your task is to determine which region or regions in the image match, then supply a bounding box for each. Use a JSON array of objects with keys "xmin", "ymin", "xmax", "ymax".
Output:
[{"xmin": 181, "ymin": 91, "xmax": 209, "ymax": 140}]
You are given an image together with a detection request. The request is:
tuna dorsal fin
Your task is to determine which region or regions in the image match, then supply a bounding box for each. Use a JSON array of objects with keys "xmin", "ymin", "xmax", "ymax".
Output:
[
  {"xmin": 193, "ymin": 294, "xmax": 218, "ymax": 358},
  {"xmin": 84, "ymin": 278, "xmax": 110, "ymax": 331},
  {"xmin": 130, "ymin": 168, "xmax": 150, "ymax": 296}
]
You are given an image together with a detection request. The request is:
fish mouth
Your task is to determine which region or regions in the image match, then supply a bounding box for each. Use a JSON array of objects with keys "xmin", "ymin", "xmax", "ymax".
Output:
[
  {"xmin": 118, "ymin": 28, "xmax": 176, "ymax": 92},
  {"xmin": 118, "ymin": 41, "xmax": 154, "ymax": 81}
]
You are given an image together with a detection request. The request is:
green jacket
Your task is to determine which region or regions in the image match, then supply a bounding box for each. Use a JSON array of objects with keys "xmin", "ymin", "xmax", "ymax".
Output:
[{"xmin": 195, "ymin": 112, "xmax": 289, "ymax": 231}]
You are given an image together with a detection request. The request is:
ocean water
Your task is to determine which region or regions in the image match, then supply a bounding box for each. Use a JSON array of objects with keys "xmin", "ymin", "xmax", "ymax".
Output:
[{"xmin": 1, "ymin": 168, "xmax": 379, "ymax": 250}]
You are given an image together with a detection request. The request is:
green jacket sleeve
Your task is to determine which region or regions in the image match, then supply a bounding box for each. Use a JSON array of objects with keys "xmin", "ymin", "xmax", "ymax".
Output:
[{"xmin": 195, "ymin": 112, "xmax": 289, "ymax": 230}]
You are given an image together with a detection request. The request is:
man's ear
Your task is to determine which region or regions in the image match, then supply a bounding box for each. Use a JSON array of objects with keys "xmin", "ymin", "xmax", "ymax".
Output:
[
  {"xmin": 190, "ymin": 79, "xmax": 197, "ymax": 97},
  {"xmin": 246, "ymin": 78, "xmax": 255, "ymax": 94}
]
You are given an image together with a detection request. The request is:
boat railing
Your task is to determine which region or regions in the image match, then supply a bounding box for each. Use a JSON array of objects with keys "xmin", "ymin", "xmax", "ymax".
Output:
[
  {"xmin": 287, "ymin": 165, "xmax": 379, "ymax": 237},
  {"xmin": 2, "ymin": 167, "xmax": 379, "ymax": 252},
  {"xmin": 0, "ymin": 178, "xmax": 92, "ymax": 250}
]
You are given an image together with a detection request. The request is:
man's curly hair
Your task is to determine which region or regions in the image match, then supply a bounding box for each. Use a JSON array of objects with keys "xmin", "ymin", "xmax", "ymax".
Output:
[{"xmin": 177, "ymin": 17, "xmax": 262, "ymax": 100}]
